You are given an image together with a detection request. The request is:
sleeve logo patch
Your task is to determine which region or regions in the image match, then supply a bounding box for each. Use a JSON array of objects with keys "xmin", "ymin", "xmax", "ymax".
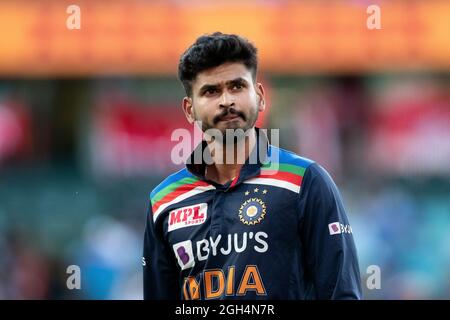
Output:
[{"xmin": 328, "ymin": 222, "xmax": 352, "ymax": 235}]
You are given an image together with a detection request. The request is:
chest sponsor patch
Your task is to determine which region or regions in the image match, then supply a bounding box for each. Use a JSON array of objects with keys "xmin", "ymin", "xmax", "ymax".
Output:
[
  {"xmin": 173, "ymin": 240, "xmax": 195, "ymax": 270},
  {"xmin": 168, "ymin": 203, "xmax": 208, "ymax": 232}
]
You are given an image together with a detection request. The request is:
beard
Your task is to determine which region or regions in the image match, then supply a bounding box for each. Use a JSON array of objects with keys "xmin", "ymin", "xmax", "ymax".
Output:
[{"xmin": 195, "ymin": 105, "xmax": 259, "ymax": 145}]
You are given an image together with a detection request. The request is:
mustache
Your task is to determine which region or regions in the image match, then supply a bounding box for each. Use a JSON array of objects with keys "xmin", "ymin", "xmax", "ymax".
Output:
[{"xmin": 213, "ymin": 108, "xmax": 246, "ymax": 124}]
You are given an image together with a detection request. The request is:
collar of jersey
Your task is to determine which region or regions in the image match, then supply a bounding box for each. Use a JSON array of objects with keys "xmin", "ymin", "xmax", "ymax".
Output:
[{"xmin": 186, "ymin": 127, "xmax": 269, "ymax": 191}]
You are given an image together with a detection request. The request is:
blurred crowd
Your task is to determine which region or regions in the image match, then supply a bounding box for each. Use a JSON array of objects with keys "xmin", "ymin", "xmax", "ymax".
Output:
[{"xmin": 0, "ymin": 74, "xmax": 449, "ymax": 299}]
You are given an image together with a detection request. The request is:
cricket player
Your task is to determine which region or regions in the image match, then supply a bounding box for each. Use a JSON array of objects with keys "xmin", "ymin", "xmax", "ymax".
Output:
[{"xmin": 143, "ymin": 32, "xmax": 362, "ymax": 300}]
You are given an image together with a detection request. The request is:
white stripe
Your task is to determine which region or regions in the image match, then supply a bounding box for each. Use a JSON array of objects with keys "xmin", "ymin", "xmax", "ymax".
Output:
[
  {"xmin": 243, "ymin": 178, "xmax": 300, "ymax": 194},
  {"xmin": 153, "ymin": 185, "xmax": 216, "ymax": 221}
]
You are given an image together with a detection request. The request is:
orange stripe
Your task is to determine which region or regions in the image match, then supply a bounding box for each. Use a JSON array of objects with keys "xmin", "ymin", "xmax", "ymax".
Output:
[
  {"xmin": 259, "ymin": 170, "xmax": 303, "ymax": 186},
  {"xmin": 229, "ymin": 171, "xmax": 241, "ymax": 189}
]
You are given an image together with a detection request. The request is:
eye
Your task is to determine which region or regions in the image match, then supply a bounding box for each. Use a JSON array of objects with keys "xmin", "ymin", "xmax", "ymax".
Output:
[
  {"xmin": 231, "ymin": 81, "xmax": 247, "ymax": 91},
  {"xmin": 204, "ymin": 88, "xmax": 219, "ymax": 96}
]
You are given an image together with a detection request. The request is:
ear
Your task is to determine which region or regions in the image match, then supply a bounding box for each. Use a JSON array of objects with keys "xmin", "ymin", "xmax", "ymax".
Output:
[
  {"xmin": 256, "ymin": 82, "xmax": 266, "ymax": 112},
  {"xmin": 182, "ymin": 96, "xmax": 195, "ymax": 124}
]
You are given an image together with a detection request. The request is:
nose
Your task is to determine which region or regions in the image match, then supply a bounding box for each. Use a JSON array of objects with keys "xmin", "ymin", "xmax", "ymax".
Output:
[{"xmin": 219, "ymin": 91, "xmax": 235, "ymax": 108}]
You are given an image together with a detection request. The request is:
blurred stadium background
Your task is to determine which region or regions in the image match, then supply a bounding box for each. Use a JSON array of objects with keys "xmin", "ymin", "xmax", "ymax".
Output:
[{"xmin": 0, "ymin": 0, "xmax": 449, "ymax": 299}]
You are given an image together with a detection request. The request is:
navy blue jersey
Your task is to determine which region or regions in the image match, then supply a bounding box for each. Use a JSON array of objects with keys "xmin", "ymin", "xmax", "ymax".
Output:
[{"xmin": 143, "ymin": 130, "xmax": 362, "ymax": 300}]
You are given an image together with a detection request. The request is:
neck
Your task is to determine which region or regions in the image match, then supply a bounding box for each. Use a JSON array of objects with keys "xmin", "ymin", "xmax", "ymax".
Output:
[{"xmin": 205, "ymin": 128, "xmax": 256, "ymax": 185}]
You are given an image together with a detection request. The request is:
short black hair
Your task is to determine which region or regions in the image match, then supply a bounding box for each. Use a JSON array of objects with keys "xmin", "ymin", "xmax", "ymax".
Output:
[{"xmin": 178, "ymin": 32, "xmax": 258, "ymax": 97}]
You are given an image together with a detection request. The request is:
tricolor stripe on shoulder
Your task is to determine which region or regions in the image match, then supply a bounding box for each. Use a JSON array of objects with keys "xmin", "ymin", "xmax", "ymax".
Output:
[
  {"xmin": 150, "ymin": 169, "xmax": 215, "ymax": 221},
  {"xmin": 243, "ymin": 146, "xmax": 314, "ymax": 193}
]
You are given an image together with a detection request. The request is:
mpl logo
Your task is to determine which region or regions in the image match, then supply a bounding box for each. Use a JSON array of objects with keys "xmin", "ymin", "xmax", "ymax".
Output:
[
  {"xmin": 173, "ymin": 240, "xmax": 195, "ymax": 270},
  {"xmin": 168, "ymin": 203, "xmax": 207, "ymax": 232},
  {"xmin": 328, "ymin": 222, "xmax": 353, "ymax": 235}
]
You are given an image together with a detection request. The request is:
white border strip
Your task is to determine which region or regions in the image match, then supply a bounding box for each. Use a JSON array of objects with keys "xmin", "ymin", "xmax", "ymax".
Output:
[{"xmin": 243, "ymin": 178, "xmax": 300, "ymax": 194}]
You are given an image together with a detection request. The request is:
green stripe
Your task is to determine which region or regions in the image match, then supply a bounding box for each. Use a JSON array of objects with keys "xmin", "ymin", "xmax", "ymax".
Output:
[
  {"xmin": 261, "ymin": 162, "xmax": 306, "ymax": 176},
  {"xmin": 151, "ymin": 177, "xmax": 200, "ymax": 206}
]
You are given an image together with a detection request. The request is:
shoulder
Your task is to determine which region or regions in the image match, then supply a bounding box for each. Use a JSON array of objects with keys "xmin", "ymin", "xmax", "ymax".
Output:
[
  {"xmin": 149, "ymin": 168, "xmax": 213, "ymax": 221},
  {"xmin": 299, "ymin": 161, "xmax": 343, "ymax": 207},
  {"xmin": 255, "ymin": 145, "xmax": 316, "ymax": 193},
  {"xmin": 267, "ymin": 145, "xmax": 339, "ymax": 195},
  {"xmin": 149, "ymin": 168, "xmax": 197, "ymax": 207},
  {"xmin": 266, "ymin": 144, "xmax": 315, "ymax": 175}
]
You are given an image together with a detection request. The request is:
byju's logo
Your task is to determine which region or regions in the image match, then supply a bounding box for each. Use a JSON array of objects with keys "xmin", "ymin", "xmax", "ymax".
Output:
[
  {"xmin": 328, "ymin": 222, "xmax": 353, "ymax": 235},
  {"xmin": 173, "ymin": 240, "xmax": 195, "ymax": 270}
]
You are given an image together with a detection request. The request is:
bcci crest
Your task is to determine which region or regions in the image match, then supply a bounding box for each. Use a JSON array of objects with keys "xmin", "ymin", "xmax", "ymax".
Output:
[{"xmin": 239, "ymin": 197, "xmax": 266, "ymax": 225}]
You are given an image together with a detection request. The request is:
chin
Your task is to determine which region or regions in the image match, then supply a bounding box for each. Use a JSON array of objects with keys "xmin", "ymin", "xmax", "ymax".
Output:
[{"xmin": 218, "ymin": 122, "xmax": 245, "ymax": 132}]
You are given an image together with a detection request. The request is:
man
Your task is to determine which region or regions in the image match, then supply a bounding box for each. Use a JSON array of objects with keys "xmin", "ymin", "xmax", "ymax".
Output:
[{"xmin": 143, "ymin": 32, "xmax": 362, "ymax": 300}]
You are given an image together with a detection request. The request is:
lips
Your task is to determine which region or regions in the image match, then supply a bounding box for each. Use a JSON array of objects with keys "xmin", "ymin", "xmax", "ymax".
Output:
[
  {"xmin": 213, "ymin": 109, "xmax": 246, "ymax": 124},
  {"xmin": 220, "ymin": 114, "xmax": 241, "ymax": 121}
]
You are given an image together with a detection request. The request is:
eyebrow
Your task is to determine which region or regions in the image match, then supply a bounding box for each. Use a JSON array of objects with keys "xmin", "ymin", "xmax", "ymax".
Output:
[{"xmin": 198, "ymin": 77, "xmax": 248, "ymax": 94}]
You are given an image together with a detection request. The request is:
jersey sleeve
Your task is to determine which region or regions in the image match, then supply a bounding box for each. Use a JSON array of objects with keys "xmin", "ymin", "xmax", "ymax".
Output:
[
  {"xmin": 298, "ymin": 163, "xmax": 362, "ymax": 299},
  {"xmin": 143, "ymin": 202, "xmax": 181, "ymax": 300}
]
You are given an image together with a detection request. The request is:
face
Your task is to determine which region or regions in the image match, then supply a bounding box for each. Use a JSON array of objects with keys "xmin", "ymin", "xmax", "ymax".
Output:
[{"xmin": 182, "ymin": 62, "xmax": 265, "ymax": 141}]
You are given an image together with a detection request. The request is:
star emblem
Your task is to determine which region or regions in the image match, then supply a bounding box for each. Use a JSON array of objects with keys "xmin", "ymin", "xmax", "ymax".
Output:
[
  {"xmin": 238, "ymin": 198, "xmax": 267, "ymax": 225},
  {"xmin": 245, "ymin": 191, "xmax": 250, "ymax": 196},
  {"xmin": 262, "ymin": 189, "xmax": 268, "ymax": 194},
  {"xmin": 254, "ymin": 188, "xmax": 259, "ymax": 193}
]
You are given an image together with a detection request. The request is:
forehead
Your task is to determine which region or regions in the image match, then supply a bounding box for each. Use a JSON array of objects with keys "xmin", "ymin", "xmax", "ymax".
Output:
[{"xmin": 193, "ymin": 62, "xmax": 253, "ymax": 89}]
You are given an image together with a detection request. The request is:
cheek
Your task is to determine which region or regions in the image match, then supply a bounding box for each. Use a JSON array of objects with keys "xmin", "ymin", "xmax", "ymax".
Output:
[
  {"xmin": 244, "ymin": 93, "xmax": 259, "ymax": 110},
  {"xmin": 193, "ymin": 102, "xmax": 214, "ymax": 120}
]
